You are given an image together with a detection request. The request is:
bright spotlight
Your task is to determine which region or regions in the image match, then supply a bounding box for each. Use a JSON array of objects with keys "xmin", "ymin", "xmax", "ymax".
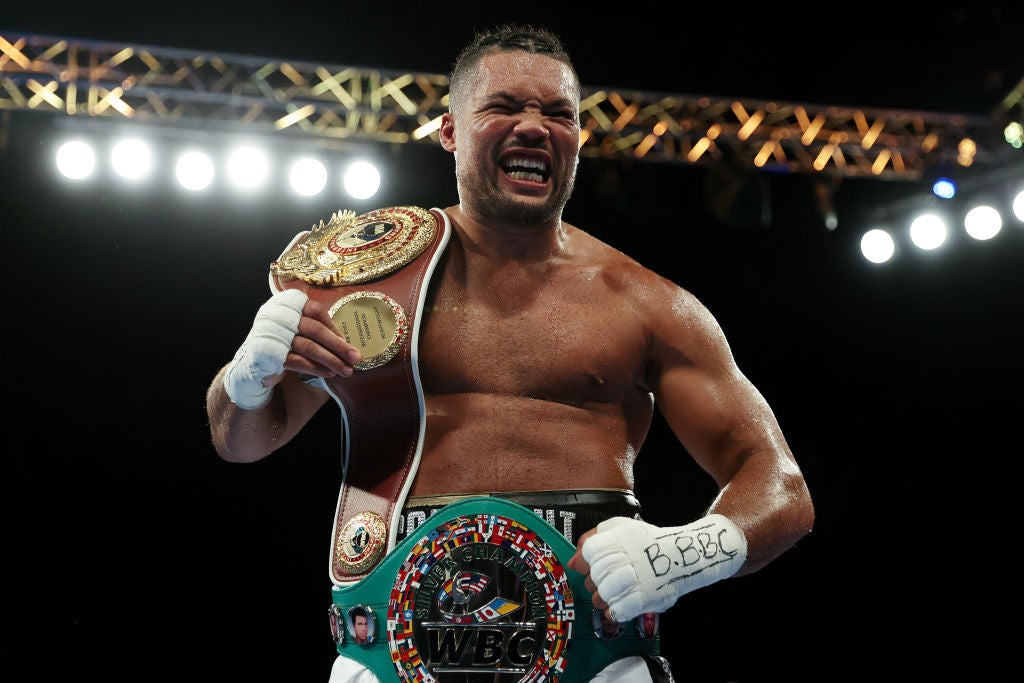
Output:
[
  {"xmin": 908, "ymin": 212, "xmax": 948, "ymax": 251},
  {"xmin": 56, "ymin": 140, "xmax": 96, "ymax": 180},
  {"xmin": 226, "ymin": 145, "xmax": 269, "ymax": 191},
  {"xmin": 343, "ymin": 160, "xmax": 381, "ymax": 200},
  {"xmin": 175, "ymin": 150, "xmax": 215, "ymax": 191},
  {"xmin": 289, "ymin": 157, "xmax": 328, "ymax": 196},
  {"xmin": 860, "ymin": 228, "xmax": 896, "ymax": 264},
  {"xmin": 1013, "ymin": 188, "xmax": 1024, "ymax": 222},
  {"xmin": 963, "ymin": 204, "xmax": 1002, "ymax": 241},
  {"xmin": 111, "ymin": 138, "xmax": 154, "ymax": 181}
]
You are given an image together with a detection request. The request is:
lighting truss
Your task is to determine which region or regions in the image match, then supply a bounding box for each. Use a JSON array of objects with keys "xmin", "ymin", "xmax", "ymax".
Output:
[{"xmin": 0, "ymin": 31, "xmax": 1017, "ymax": 180}]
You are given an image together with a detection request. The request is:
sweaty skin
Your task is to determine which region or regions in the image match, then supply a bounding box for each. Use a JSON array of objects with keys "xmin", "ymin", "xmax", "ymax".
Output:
[{"xmin": 206, "ymin": 49, "xmax": 813, "ymax": 599}]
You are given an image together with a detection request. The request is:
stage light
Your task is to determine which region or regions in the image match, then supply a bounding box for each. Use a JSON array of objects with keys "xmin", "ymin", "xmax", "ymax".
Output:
[
  {"xmin": 860, "ymin": 227, "xmax": 896, "ymax": 264},
  {"xmin": 1013, "ymin": 187, "xmax": 1024, "ymax": 222},
  {"xmin": 908, "ymin": 211, "xmax": 948, "ymax": 251},
  {"xmin": 855, "ymin": 163, "xmax": 1024, "ymax": 265},
  {"xmin": 931, "ymin": 177, "xmax": 957, "ymax": 199},
  {"xmin": 111, "ymin": 138, "xmax": 153, "ymax": 181},
  {"xmin": 226, "ymin": 145, "xmax": 269, "ymax": 191},
  {"xmin": 343, "ymin": 160, "xmax": 381, "ymax": 200},
  {"xmin": 963, "ymin": 204, "xmax": 1002, "ymax": 241},
  {"xmin": 956, "ymin": 138, "xmax": 977, "ymax": 168},
  {"xmin": 1004, "ymin": 122, "xmax": 1023, "ymax": 149},
  {"xmin": 56, "ymin": 140, "xmax": 96, "ymax": 180},
  {"xmin": 289, "ymin": 157, "xmax": 328, "ymax": 196},
  {"xmin": 175, "ymin": 150, "xmax": 215, "ymax": 191}
]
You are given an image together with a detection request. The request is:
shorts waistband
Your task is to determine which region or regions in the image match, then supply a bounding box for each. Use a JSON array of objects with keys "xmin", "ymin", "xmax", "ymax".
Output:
[{"xmin": 396, "ymin": 489, "xmax": 642, "ymax": 546}]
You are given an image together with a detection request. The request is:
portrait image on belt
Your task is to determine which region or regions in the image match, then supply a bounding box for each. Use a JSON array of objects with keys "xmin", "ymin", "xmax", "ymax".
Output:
[
  {"xmin": 347, "ymin": 605, "xmax": 374, "ymax": 645},
  {"xmin": 640, "ymin": 611, "xmax": 659, "ymax": 639},
  {"xmin": 206, "ymin": 21, "xmax": 816, "ymax": 683},
  {"xmin": 593, "ymin": 609, "xmax": 624, "ymax": 640}
]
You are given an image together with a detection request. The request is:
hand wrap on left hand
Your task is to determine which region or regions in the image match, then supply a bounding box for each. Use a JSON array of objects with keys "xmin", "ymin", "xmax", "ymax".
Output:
[{"xmin": 581, "ymin": 514, "xmax": 747, "ymax": 621}]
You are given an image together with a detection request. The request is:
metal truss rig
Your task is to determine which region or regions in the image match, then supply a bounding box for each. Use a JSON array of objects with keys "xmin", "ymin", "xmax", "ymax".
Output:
[{"xmin": 0, "ymin": 31, "xmax": 1016, "ymax": 181}]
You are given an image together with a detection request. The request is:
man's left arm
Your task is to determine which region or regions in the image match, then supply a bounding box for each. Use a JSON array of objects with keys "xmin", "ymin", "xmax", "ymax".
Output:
[{"xmin": 569, "ymin": 285, "xmax": 815, "ymax": 620}]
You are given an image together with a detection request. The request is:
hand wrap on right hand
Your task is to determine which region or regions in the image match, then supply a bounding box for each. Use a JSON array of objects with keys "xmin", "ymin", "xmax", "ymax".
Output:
[
  {"xmin": 222, "ymin": 289, "xmax": 309, "ymax": 410},
  {"xmin": 581, "ymin": 514, "xmax": 747, "ymax": 621}
]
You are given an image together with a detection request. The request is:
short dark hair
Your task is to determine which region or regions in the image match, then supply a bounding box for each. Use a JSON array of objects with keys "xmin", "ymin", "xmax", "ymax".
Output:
[{"xmin": 448, "ymin": 24, "xmax": 580, "ymax": 112}]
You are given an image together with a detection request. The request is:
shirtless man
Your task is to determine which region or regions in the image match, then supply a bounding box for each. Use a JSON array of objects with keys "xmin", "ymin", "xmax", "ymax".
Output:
[{"xmin": 206, "ymin": 24, "xmax": 814, "ymax": 682}]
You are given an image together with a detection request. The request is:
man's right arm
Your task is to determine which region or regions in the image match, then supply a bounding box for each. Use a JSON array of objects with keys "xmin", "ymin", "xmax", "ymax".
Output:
[
  {"xmin": 206, "ymin": 366, "xmax": 330, "ymax": 462},
  {"xmin": 205, "ymin": 288, "xmax": 362, "ymax": 463}
]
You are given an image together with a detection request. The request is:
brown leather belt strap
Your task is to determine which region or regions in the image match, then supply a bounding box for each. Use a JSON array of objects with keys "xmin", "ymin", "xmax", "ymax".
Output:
[{"xmin": 271, "ymin": 206, "xmax": 451, "ymax": 583}]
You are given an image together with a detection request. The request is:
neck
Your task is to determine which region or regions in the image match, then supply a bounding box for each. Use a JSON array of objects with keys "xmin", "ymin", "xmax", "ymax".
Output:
[{"xmin": 445, "ymin": 204, "xmax": 567, "ymax": 262}]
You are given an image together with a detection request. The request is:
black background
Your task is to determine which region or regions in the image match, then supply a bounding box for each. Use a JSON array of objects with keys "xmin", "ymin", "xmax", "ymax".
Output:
[{"xmin": 3, "ymin": 4, "xmax": 1022, "ymax": 681}]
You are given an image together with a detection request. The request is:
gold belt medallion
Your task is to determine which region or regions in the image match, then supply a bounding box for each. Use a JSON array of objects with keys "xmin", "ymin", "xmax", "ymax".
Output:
[
  {"xmin": 335, "ymin": 511, "xmax": 388, "ymax": 574},
  {"xmin": 328, "ymin": 291, "xmax": 409, "ymax": 370},
  {"xmin": 270, "ymin": 206, "xmax": 438, "ymax": 286}
]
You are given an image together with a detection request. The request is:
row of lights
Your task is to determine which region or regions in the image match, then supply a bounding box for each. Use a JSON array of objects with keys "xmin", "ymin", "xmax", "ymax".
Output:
[
  {"xmin": 858, "ymin": 176, "xmax": 1024, "ymax": 265},
  {"xmin": 49, "ymin": 127, "xmax": 1023, "ymax": 267},
  {"xmin": 53, "ymin": 135, "xmax": 384, "ymax": 200}
]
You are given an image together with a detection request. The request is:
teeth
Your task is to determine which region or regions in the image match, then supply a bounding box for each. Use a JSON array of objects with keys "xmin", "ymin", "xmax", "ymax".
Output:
[
  {"xmin": 503, "ymin": 157, "xmax": 547, "ymax": 182},
  {"xmin": 507, "ymin": 170, "xmax": 544, "ymax": 182},
  {"xmin": 511, "ymin": 158, "xmax": 545, "ymax": 171}
]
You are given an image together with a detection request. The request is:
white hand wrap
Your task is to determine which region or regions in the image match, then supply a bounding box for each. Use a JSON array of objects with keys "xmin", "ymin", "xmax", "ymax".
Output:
[
  {"xmin": 581, "ymin": 514, "xmax": 747, "ymax": 621},
  {"xmin": 222, "ymin": 289, "xmax": 309, "ymax": 410}
]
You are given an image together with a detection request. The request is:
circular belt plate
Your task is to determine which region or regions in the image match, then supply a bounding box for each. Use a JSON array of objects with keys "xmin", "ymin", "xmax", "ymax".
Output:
[
  {"xmin": 335, "ymin": 511, "xmax": 387, "ymax": 574},
  {"xmin": 328, "ymin": 291, "xmax": 408, "ymax": 370},
  {"xmin": 387, "ymin": 511, "xmax": 576, "ymax": 682}
]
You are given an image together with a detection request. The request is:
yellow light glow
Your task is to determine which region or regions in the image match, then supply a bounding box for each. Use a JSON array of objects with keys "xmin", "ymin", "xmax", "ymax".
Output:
[{"xmin": 412, "ymin": 117, "xmax": 442, "ymax": 140}]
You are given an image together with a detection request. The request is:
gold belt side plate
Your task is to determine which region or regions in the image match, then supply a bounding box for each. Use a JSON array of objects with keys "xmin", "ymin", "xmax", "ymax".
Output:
[{"xmin": 270, "ymin": 206, "xmax": 438, "ymax": 286}]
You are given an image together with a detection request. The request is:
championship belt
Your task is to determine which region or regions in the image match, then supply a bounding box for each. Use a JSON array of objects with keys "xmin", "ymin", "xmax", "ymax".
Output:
[
  {"xmin": 269, "ymin": 205, "xmax": 451, "ymax": 584},
  {"xmin": 328, "ymin": 497, "xmax": 660, "ymax": 682}
]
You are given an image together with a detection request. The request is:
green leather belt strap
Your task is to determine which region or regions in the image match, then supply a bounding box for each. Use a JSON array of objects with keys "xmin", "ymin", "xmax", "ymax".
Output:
[{"xmin": 329, "ymin": 496, "xmax": 660, "ymax": 682}]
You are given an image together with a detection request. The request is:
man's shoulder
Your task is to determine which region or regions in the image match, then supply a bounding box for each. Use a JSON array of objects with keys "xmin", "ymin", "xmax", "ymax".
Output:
[
  {"xmin": 572, "ymin": 228, "xmax": 682, "ymax": 290},
  {"xmin": 570, "ymin": 230, "xmax": 712, "ymax": 329}
]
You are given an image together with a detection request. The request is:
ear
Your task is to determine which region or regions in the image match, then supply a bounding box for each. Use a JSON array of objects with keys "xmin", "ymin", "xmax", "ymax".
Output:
[{"xmin": 439, "ymin": 112, "xmax": 456, "ymax": 152}]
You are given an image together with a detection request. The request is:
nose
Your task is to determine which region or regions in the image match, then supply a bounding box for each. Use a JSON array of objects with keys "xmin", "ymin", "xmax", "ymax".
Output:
[{"xmin": 512, "ymin": 112, "xmax": 550, "ymax": 142}]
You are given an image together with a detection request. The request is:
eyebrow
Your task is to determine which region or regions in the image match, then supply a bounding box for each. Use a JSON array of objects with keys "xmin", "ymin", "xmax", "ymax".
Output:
[{"xmin": 484, "ymin": 90, "xmax": 577, "ymax": 109}]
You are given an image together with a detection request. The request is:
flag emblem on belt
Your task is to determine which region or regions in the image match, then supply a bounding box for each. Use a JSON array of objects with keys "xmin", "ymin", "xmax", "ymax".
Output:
[{"xmin": 387, "ymin": 511, "xmax": 575, "ymax": 681}]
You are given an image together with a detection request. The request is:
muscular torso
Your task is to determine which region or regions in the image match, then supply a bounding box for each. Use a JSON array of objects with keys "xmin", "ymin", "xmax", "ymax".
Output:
[{"xmin": 410, "ymin": 220, "xmax": 657, "ymax": 495}]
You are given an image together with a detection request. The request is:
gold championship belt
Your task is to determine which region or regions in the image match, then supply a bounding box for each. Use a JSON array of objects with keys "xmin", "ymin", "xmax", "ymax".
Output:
[
  {"xmin": 271, "ymin": 206, "xmax": 438, "ymax": 370},
  {"xmin": 269, "ymin": 206, "xmax": 453, "ymax": 585},
  {"xmin": 271, "ymin": 205, "xmax": 438, "ymax": 287},
  {"xmin": 328, "ymin": 497, "xmax": 660, "ymax": 682}
]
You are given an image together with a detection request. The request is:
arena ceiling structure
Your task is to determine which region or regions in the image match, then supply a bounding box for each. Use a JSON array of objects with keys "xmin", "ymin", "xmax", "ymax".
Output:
[
  {"xmin": 2, "ymin": 6, "xmax": 1022, "ymax": 264},
  {"xmin": 1, "ymin": 29, "xmax": 1020, "ymax": 179}
]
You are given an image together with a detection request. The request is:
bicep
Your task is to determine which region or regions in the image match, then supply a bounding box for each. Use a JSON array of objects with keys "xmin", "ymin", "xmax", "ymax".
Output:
[{"xmin": 646, "ymin": 297, "xmax": 792, "ymax": 487}]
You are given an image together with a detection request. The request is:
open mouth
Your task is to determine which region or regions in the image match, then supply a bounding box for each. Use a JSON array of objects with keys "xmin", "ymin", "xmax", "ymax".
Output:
[{"xmin": 501, "ymin": 156, "xmax": 548, "ymax": 183}]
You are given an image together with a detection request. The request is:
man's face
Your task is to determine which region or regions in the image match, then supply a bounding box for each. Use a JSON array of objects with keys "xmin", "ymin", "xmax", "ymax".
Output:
[
  {"xmin": 643, "ymin": 612, "xmax": 657, "ymax": 633},
  {"xmin": 354, "ymin": 615, "xmax": 369, "ymax": 641},
  {"xmin": 441, "ymin": 50, "xmax": 581, "ymax": 227}
]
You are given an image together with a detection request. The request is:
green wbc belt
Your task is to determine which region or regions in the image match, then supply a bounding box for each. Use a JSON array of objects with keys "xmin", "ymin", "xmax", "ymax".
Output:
[{"xmin": 328, "ymin": 496, "xmax": 659, "ymax": 682}]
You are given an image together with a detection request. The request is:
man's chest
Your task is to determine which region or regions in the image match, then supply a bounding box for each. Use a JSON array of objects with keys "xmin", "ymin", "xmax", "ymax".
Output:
[{"xmin": 417, "ymin": 280, "xmax": 647, "ymax": 399}]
